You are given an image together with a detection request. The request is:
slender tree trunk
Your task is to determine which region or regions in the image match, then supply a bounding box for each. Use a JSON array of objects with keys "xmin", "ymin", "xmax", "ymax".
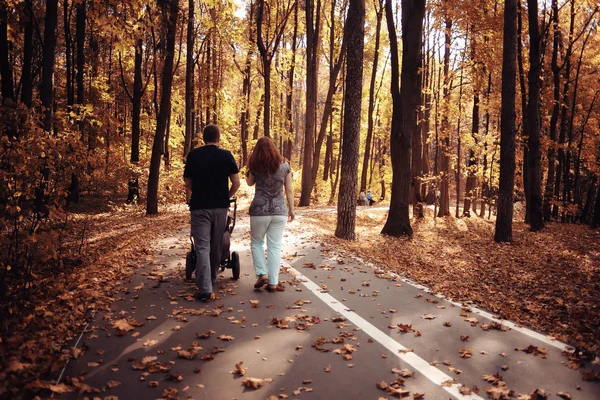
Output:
[
  {"xmin": 526, "ymin": 0, "xmax": 544, "ymax": 231},
  {"xmin": 463, "ymin": 41, "xmax": 479, "ymax": 217},
  {"xmin": 455, "ymin": 56, "xmax": 464, "ymax": 218},
  {"xmin": 592, "ymin": 186, "xmax": 600, "ymax": 228},
  {"xmin": 553, "ymin": 0, "xmax": 575, "ymax": 219},
  {"xmin": 310, "ymin": 40, "xmax": 345, "ymax": 189},
  {"xmin": 285, "ymin": 2, "xmax": 298, "ymax": 163},
  {"xmin": 21, "ymin": 0, "xmax": 34, "ymax": 107},
  {"xmin": 517, "ymin": 0, "xmax": 530, "ymax": 223},
  {"xmin": 184, "ymin": 0, "xmax": 195, "ymax": 158},
  {"xmin": 563, "ymin": 30, "xmax": 591, "ymax": 217},
  {"xmin": 361, "ymin": 0, "xmax": 383, "ymax": 192},
  {"xmin": 129, "ymin": 39, "xmax": 143, "ymax": 163},
  {"xmin": 438, "ymin": 12, "xmax": 451, "ymax": 217},
  {"xmin": 335, "ymin": 0, "xmax": 365, "ymax": 240},
  {"xmin": 0, "ymin": 6, "xmax": 14, "ymax": 103},
  {"xmin": 494, "ymin": 0, "xmax": 518, "ymax": 242},
  {"xmin": 381, "ymin": 0, "xmax": 425, "ymax": 237},
  {"xmin": 544, "ymin": 0, "xmax": 559, "ymax": 221},
  {"xmin": 324, "ymin": 0, "xmax": 336, "ymax": 181},
  {"xmin": 40, "ymin": 0, "xmax": 59, "ymax": 130},
  {"xmin": 300, "ymin": 0, "xmax": 321, "ymax": 206},
  {"xmin": 329, "ymin": 70, "xmax": 345, "ymax": 204},
  {"xmin": 76, "ymin": 0, "xmax": 86, "ymax": 139},
  {"xmin": 574, "ymin": 92, "xmax": 598, "ymax": 208},
  {"xmin": 147, "ymin": 0, "xmax": 179, "ymax": 215}
]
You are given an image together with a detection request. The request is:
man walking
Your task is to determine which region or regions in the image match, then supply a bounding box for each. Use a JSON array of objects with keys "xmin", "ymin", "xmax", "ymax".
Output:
[{"xmin": 184, "ymin": 124, "xmax": 240, "ymax": 301}]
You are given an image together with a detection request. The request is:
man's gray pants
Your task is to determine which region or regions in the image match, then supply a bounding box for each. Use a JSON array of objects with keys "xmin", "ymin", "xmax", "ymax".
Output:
[{"xmin": 191, "ymin": 208, "xmax": 227, "ymax": 295}]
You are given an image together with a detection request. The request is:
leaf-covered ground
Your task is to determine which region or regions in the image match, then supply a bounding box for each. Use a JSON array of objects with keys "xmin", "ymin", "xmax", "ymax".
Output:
[
  {"xmin": 294, "ymin": 205, "xmax": 600, "ymax": 356},
  {"xmin": 1, "ymin": 201, "xmax": 598, "ymax": 398},
  {"xmin": 0, "ymin": 201, "xmax": 189, "ymax": 398}
]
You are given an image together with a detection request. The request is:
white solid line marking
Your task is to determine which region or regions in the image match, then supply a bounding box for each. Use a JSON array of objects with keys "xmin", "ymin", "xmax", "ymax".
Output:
[
  {"xmin": 283, "ymin": 261, "xmax": 485, "ymax": 400},
  {"xmin": 368, "ymin": 268, "xmax": 571, "ymax": 352}
]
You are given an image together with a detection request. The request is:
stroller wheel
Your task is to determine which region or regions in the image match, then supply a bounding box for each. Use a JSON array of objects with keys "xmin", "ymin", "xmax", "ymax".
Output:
[
  {"xmin": 231, "ymin": 251, "xmax": 240, "ymax": 280},
  {"xmin": 185, "ymin": 250, "xmax": 195, "ymax": 281}
]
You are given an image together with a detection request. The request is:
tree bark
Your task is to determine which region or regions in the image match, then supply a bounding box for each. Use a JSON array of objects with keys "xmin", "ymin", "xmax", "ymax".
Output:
[
  {"xmin": 381, "ymin": 0, "xmax": 425, "ymax": 237},
  {"xmin": 184, "ymin": 0, "xmax": 195, "ymax": 158},
  {"xmin": 0, "ymin": 6, "xmax": 14, "ymax": 103},
  {"xmin": 494, "ymin": 0, "xmax": 518, "ymax": 242},
  {"xmin": 437, "ymin": 12, "xmax": 451, "ymax": 217},
  {"xmin": 285, "ymin": 1, "xmax": 298, "ymax": 163},
  {"xmin": 525, "ymin": 0, "xmax": 544, "ymax": 231},
  {"xmin": 464, "ymin": 34, "xmax": 480, "ymax": 217},
  {"xmin": 147, "ymin": 0, "xmax": 179, "ymax": 215},
  {"xmin": 553, "ymin": 0, "xmax": 575, "ymax": 219},
  {"xmin": 40, "ymin": 0, "xmax": 59, "ymax": 130},
  {"xmin": 361, "ymin": 0, "xmax": 383, "ymax": 192},
  {"xmin": 335, "ymin": 0, "xmax": 365, "ymax": 240},
  {"xmin": 543, "ymin": 0, "xmax": 559, "ymax": 221},
  {"xmin": 455, "ymin": 55, "xmax": 464, "ymax": 218},
  {"xmin": 21, "ymin": 0, "xmax": 34, "ymax": 107},
  {"xmin": 300, "ymin": 0, "xmax": 321, "ymax": 206},
  {"xmin": 592, "ymin": 186, "xmax": 600, "ymax": 228},
  {"xmin": 131, "ymin": 39, "xmax": 143, "ymax": 163}
]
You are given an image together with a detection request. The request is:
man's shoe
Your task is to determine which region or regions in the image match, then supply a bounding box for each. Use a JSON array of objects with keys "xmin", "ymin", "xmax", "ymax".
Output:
[{"xmin": 195, "ymin": 292, "xmax": 212, "ymax": 302}]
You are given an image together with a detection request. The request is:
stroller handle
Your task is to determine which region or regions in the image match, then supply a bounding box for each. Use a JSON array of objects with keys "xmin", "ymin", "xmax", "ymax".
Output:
[{"xmin": 229, "ymin": 197, "xmax": 237, "ymax": 234}]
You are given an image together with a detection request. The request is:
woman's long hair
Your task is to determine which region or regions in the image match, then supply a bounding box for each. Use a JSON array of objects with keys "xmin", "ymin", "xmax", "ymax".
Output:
[{"xmin": 247, "ymin": 137, "xmax": 284, "ymax": 175}]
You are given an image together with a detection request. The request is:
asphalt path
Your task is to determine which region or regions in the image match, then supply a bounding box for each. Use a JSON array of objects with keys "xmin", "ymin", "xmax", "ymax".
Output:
[{"xmin": 58, "ymin": 213, "xmax": 600, "ymax": 400}]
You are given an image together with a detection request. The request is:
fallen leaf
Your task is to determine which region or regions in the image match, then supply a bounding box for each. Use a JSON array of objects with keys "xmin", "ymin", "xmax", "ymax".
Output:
[
  {"xmin": 233, "ymin": 361, "xmax": 247, "ymax": 376},
  {"xmin": 242, "ymin": 377, "xmax": 272, "ymax": 389}
]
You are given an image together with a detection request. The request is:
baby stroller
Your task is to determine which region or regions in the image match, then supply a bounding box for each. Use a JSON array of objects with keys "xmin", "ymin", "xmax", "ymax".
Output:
[{"xmin": 186, "ymin": 197, "xmax": 240, "ymax": 281}]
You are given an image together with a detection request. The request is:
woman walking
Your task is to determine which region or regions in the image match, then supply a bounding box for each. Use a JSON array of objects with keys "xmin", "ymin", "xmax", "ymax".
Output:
[{"xmin": 246, "ymin": 137, "xmax": 295, "ymax": 292}]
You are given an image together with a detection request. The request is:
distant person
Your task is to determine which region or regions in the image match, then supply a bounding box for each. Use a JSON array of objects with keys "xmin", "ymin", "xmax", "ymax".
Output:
[
  {"xmin": 367, "ymin": 189, "xmax": 374, "ymax": 206},
  {"xmin": 247, "ymin": 137, "xmax": 295, "ymax": 292},
  {"xmin": 359, "ymin": 189, "xmax": 367, "ymax": 206},
  {"xmin": 184, "ymin": 124, "xmax": 240, "ymax": 302}
]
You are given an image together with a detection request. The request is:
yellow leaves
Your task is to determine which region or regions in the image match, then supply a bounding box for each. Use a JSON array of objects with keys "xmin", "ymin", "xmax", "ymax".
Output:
[
  {"xmin": 232, "ymin": 361, "xmax": 247, "ymax": 376},
  {"xmin": 241, "ymin": 377, "xmax": 272, "ymax": 389},
  {"xmin": 112, "ymin": 319, "xmax": 135, "ymax": 335}
]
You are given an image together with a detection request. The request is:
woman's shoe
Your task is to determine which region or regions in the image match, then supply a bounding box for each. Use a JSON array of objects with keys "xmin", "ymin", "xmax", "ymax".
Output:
[
  {"xmin": 254, "ymin": 275, "xmax": 268, "ymax": 289},
  {"xmin": 266, "ymin": 284, "xmax": 277, "ymax": 292}
]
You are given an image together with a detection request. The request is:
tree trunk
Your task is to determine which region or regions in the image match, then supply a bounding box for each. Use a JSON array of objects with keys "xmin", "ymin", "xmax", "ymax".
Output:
[
  {"xmin": 310, "ymin": 41, "xmax": 345, "ymax": 189},
  {"xmin": 544, "ymin": 0, "xmax": 559, "ymax": 221},
  {"xmin": 21, "ymin": 0, "xmax": 34, "ymax": 107},
  {"xmin": 76, "ymin": 0, "xmax": 86, "ymax": 141},
  {"xmin": 335, "ymin": 0, "xmax": 365, "ymax": 240},
  {"xmin": 184, "ymin": 0, "xmax": 194, "ymax": 158},
  {"xmin": 147, "ymin": 0, "xmax": 179, "ymax": 215},
  {"xmin": 563, "ymin": 30, "xmax": 591, "ymax": 217},
  {"xmin": 455, "ymin": 56, "xmax": 464, "ymax": 218},
  {"xmin": 526, "ymin": 0, "xmax": 544, "ymax": 232},
  {"xmin": 464, "ymin": 35, "xmax": 479, "ymax": 217},
  {"xmin": 40, "ymin": 0, "xmax": 59, "ymax": 130},
  {"xmin": 361, "ymin": 0, "xmax": 383, "ymax": 192},
  {"xmin": 592, "ymin": 186, "xmax": 600, "ymax": 228},
  {"xmin": 494, "ymin": 0, "xmax": 517, "ymax": 242},
  {"xmin": 300, "ymin": 0, "xmax": 321, "ymax": 206},
  {"xmin": 553, "ymin": 0, "xmax": 575, "ymax": 219},
  {"xmin": 517, "ymin": 0, "xmax": 530, "ymax": 223},
  {"xmin": 285, "ymin": 2, "xmax": 298, "ymax": 163},
  {"xmin": 381, "ymin": 0, "xmax": 425, "ymax": 237},
  {"xmin": 0, "ymin": 6, "xmax": 14, "ymax": 103},
  {"xmin": 574, "ymin": 92, "xmax": 598, "ymax": 209},
  {"xmin": 437, "ymin": 12, "xmax": 451, "ymax": 217},
  {"xmin": 131, "ymin": 39, "xmax": 143, "ymax": 163}
]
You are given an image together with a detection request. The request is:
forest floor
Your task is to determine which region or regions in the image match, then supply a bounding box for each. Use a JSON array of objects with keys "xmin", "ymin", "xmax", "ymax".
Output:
[{"xmin": 0, "ymin": 199, "xmax": 599, "ymax": 399}]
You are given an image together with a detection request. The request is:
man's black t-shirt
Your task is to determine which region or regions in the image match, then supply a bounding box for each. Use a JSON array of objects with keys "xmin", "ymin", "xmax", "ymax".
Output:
[{"xmin": 184, "ymin": 145, "xmax": 239, "ymax": 210}]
